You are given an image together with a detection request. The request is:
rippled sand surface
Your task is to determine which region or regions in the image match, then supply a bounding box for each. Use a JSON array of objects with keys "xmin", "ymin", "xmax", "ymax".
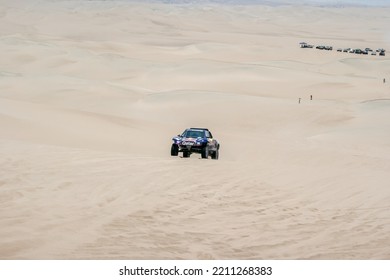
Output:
[{"xmin": 1, "ymin": 0, "xmax": 390, "ymax": 259}]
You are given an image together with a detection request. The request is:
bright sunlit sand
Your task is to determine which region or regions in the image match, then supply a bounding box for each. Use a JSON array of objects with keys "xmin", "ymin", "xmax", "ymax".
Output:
[{"xmin": 1, "ymin": 0, "xmax": 390, "ymax": 259}]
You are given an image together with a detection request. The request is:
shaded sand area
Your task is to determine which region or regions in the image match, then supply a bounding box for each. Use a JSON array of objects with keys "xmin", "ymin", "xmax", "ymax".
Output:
[{"xmin": 1, "ymin": 0, "xmax": 390, "ymax": 259}]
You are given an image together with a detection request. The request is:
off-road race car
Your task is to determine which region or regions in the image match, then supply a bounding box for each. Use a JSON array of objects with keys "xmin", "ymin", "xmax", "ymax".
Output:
[{"xmin": 171, "ymin": 128, "xmax": 220, "ymax": 159}]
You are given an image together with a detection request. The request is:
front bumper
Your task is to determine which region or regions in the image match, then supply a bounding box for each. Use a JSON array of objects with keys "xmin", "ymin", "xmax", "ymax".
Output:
[{"xmin": 178, "ymin": 143, "xmax": 205, "ymax": 153}]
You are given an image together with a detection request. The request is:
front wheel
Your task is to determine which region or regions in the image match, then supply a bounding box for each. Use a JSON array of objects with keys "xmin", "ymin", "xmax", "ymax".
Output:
[{"xmin": 171, "ymin": 144, "xmax": 179, "ymax": 156}]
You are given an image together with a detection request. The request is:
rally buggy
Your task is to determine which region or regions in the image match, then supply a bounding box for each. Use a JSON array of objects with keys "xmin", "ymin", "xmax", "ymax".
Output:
[{"xmin": 170, "ymin": 128, "xmax": 220, "ymax": 159}]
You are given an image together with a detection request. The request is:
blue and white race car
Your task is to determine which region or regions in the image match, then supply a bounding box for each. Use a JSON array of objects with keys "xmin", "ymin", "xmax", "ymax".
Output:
[{"xmin": 171, "ymin": 128, "xmax": 220, "ymax": 159}]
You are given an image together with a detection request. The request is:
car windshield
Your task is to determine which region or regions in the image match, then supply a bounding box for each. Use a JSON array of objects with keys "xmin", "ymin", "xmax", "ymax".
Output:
[{"xmin": 183, "ymin": 130, "xmax": 205, "ymax": 138}]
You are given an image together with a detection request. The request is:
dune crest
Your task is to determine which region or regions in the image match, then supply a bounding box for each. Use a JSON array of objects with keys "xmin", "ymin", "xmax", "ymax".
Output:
[{"xmin": 1, "ymin": 0, "xmax": 390, "ymax": 259}]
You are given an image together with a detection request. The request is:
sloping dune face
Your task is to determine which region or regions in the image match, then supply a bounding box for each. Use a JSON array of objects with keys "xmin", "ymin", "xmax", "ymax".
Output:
[{"xmin": 0, "ymin": 0, "xmax": 390, "ymax": 259}]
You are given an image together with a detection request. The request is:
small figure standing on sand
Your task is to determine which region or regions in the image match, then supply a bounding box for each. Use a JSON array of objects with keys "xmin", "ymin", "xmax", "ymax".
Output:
[
  {"xmin": 299, "ymin": 98, "xmax": 301, "ymax": 104},
  {"xmin": 384, "ymin": 78, "xmax": 386, "ymax": 83},
  {"xmin": 310, "ymin": 95, "xmax": 313, "ymax": 100}
]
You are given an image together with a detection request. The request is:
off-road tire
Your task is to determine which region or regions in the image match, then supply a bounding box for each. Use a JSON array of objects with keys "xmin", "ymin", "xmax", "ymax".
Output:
[
  {"xmin": 201, "ymin": 146, "xmax": 209, "ymax": 159},
  {"xmin": 211, "ymin": 149, "xmax": 219, "ymax": 160},
  {"xmin": 171, "ymin": 144, "xmax": 179, "ymax": 156},
  {"xmin": 183, "ymin": 151, "xmax": 190, "ymax": 158}
]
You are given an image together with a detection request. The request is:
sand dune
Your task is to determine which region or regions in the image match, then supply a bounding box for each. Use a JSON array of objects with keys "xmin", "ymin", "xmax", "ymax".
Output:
[{"xmin": 1, "ymin": 0, "xmax": 390, "ymax": 259}]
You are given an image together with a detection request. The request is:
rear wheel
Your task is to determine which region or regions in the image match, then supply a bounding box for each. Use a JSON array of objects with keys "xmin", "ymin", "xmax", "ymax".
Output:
[
  {"xmin": 183, "ymin": 151, "xmax": 190, "ymax": 158},
  {"xmin": 211, "ymin": 149, "xmax": 219, "ymax": 160},
  {"xmin": 201, "ymin": 146, "xmax": 209, "ymax": 159},
  {"xmin": 171, "ymin": 144, "xmax": 178, "ymax": 156}
]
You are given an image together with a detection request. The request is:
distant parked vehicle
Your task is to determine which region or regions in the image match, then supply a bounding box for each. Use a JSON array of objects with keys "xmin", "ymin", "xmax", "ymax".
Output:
[
  {"xmin": 300, "ymin": 43, "xmax": 314, "ymax": 48},
  {"xmin": 300, "ymin": 43, "xmax": 383, "ymax": 57}
]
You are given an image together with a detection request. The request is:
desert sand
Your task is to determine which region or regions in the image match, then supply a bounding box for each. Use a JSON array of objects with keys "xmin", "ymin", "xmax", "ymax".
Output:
[{"xmin": 0, "ymin": 0, "xmax": 390, "ymax": 259}]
